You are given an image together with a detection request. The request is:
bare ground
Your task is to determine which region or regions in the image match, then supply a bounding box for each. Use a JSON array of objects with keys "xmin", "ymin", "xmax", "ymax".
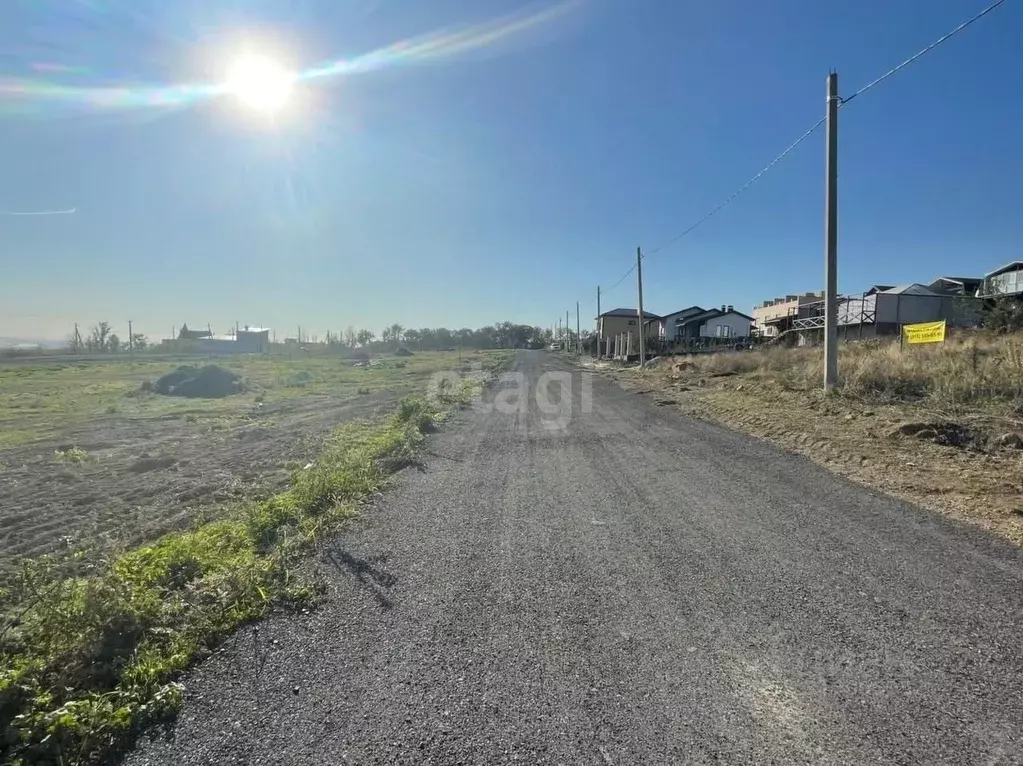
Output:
[
  {"xmin": 592, "ymin": 360, "xmax": 1023, "ymax": 545},
  {"xmin": 0, "ymin": 390, "xmax": 396, "ymax": 576}
]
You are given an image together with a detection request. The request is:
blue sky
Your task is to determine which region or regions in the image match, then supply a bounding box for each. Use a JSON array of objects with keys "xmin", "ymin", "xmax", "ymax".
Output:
[{"xmin": 1, "ymin": 0, "xmax": 1020, "ymax": 341}]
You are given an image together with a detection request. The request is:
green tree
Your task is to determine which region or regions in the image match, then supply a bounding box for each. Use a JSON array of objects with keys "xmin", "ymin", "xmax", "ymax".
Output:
[
  {"xmin": 984, "ymin": 298, "xmax": 1023, "ymax": 333},
  {"xmin": 86, "ymin": 322, "xmax": 112, "ymax": 352}
]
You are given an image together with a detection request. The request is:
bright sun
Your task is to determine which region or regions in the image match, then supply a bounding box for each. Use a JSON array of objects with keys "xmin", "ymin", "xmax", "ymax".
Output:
[{"xmin": 225, "ymin": 54, "xmax": 293, "ymax": 112}]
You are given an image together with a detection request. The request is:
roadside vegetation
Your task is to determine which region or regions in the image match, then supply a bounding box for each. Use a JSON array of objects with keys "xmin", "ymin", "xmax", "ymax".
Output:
[
  {"xmin": 613, "ymin": 331, "xmax": 1023, "ymax": 543},
  {"xmin": 0, "ymin": 362, "xmax": 502, "ymax": 765},
  {"xmin": 678, "ymin": 331, "xmax": 1023, "ymax": 407}
]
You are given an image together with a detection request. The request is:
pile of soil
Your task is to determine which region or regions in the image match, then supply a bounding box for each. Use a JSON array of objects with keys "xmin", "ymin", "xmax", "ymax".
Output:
[
  {"xmin": 394, "ymin": 347, "xmax": 414, "ymax": 357},
  {"xmin": 148, "ymin": 365, "xmax": 244, "ymax": 399}
]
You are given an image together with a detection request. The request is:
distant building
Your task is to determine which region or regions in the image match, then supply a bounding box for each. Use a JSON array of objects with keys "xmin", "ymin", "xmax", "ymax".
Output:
[
  {"xmin": 647, "ymin": 306, "xmax": 705, "ymax": 342},
  {"xmin": 674, "ymin": 306, "xmax": 753, "ymax": 341},
  {"xmin": 596, "ymin": 308, "xmax": 661, "ymax": 350},
  {"xmin": 236, "ymin": 326, "xmax": 270, "ymax": 353},
  {"xmin": 978, "ymin": 261, "xmax": 1023, "ymax": 299},
  {"xmin": 752, "ymin": 292, "xmax": 824, "ymax": 337},
  {"xmin": 177, "ymin": 323, "xmax": 213, "ymax": 341},
  {"xmin": 928, "ymin": 276, "xmax": 982, "ymax": 297}
]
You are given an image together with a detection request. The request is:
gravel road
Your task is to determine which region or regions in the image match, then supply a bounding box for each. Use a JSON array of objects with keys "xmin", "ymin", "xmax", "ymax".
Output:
[{"xmin": 130, "ymin": 350, "xmax": 1023, "ymax": 765}]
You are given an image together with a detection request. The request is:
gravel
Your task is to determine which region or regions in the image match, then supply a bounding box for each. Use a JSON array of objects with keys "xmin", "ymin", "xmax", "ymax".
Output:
[{"xmin": 128, "ymin": 351, "xmax": 1023, "ymax": 765}]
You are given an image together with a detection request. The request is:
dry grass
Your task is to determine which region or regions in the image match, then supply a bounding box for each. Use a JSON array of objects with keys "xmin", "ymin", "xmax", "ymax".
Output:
[
  {"xmin": 690, "ymin": 333, "xmax": 1023, "ymax": 409},
  {"xmin": 609, "ymin": 332, "xmax": 1023, "ymax": 544}
]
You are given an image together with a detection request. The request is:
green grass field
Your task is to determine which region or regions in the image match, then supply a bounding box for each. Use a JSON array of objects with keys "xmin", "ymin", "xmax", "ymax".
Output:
[
  {"xmin": 0, "ymin": 349, "xmax": 512, "ymax": 765},
  {"xmin": 0, "ymin": 351, "xmax": 500, "ymax": 448}
]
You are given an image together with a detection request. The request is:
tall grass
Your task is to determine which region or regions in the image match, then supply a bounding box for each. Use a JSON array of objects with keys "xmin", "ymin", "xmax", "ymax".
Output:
[
  {"xmin": 673, "ymin": 333, "xmax": 1023, "ymax": 406},
  {"xmin": 0, "ymin": 379, "xmax": 488, "ymax": 764}
]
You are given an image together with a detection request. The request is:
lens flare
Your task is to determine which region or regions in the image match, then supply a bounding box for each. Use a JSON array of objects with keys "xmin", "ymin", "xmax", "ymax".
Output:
[{"xmin": 0, "ymin": 0, "xmax": 584, "ymax": 117}]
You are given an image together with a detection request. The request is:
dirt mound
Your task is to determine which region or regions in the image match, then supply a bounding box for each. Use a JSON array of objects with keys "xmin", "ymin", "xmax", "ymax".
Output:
[
  {"xmin": 150, "ymin": 365, "xmax": 243, "ymax": 399},
  {"xmin": 394, "ymin": 347, "xmax": 414, "ymax": 357},
  {"xmin": 888, "ymin": 421, "xmax": 983, "ymax": 449}
]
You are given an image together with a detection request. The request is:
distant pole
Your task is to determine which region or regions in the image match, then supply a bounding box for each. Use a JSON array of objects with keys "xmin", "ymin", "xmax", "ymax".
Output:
[
  {"xmin": 575, "ymin": 301, "xmax": 581, "ymax": 355},
  {"xmin": 824, "ymin": 71, "xmax": 839, "ymax": 389},
  {"xmin": 128, "ymin": 320, "xmax": 133, "ymax": 359},
  {"xmin": 595, "ymin": 286, "xmax": 601, "ymax": 358},
  {"xmin": 637, "ymin": 247, "xmax": 646, "ymax": 367},
  {"xmin": 566, "ymin": 310, "xmax": 571, "ymax": 351}
]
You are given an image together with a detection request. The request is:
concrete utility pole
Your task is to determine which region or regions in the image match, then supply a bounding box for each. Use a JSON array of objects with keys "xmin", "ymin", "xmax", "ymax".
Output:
[
  {"xmin": 595, "ymin": 286, "xmax": 601, "ymax": 358},
  {"xmin": 128, "ymin": 319, "xmax": 133, "ymax": 359},
  {"xmin": 566, "ymin": 310, "xmax": 571, "ymax": 351},
  {"xmin": 824, "ymin": 71, "xmax": 839, "ymax": 389},
  {"xmin": 636, "ymin": 247, "xmax": 646, "ymax": 367},
  {"xmin": 575, "ymin": 302, "xmax": 581, "ymax": 355}
]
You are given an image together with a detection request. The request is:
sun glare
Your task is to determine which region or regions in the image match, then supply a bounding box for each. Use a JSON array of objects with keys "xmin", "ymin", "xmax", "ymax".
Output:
[{"xmin": 225, "ymin": 54, "xmax": 293, "ymax": 112}]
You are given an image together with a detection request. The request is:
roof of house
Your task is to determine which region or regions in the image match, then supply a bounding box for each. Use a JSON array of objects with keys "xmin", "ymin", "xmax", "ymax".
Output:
[
  {"xmin": 930, "ymin": 276, "xmax": 981, "ymax": 286},
  {"xmin": 598, "ymin": 308, "xmax": 662, "ymax": 319},
  {"xmin": 678, "ymin": 307, "xmax": 755, "ymax": 324},
  {"xmin": 662, "ymin": 305, "xmax": 706, "ymax": 321},
  {"xmin": 878, "ymin": 283, "xmax": 944, "ymax": 297},
  {"xmin": 864, "ymin": 284, "xmax": 895, "ymax": 295},
  {"xmin": 984, "ymin": 260, "xmax": 1023, "ymax": 278}
]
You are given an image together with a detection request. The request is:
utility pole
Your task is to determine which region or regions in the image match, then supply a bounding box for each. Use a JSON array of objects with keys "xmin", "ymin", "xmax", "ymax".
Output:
[
  {"xmin": 566, "ymin": 310, "xmax": 571, "ymax": 351},
  {"xmin": 824, "ymin": 71, "xmax": 839, "ymax": 390},
  {"xmin": 636, "ymin": 247, "xmax": 646, "ymax": 367},
  {"xmin": 595, "ymin": 286, "xmax": 601, "ymax": 358},
  {"xmin": 575, "ymin": 301, "xmax": 580, "ymax": 355},
  {"xmin": 128, "ymin": 319, "xmax": 133, "ymax": 359}
]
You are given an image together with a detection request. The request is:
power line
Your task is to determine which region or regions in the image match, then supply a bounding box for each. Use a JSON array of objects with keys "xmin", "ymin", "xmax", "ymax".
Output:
[
  {"xmin": 589, "ymin": 0, "xmax": 1006, "ymax": 306},
  {"xmin": 605, "ymin": 262, "xmax": 636, "ymax": 296},
  {"xmin": 841, "ymin": 0, "xmax": 1006, "ymax": 106},
  {"xmin": 647, "ymin": 116, "xmax": 826, "ymax": 257}
]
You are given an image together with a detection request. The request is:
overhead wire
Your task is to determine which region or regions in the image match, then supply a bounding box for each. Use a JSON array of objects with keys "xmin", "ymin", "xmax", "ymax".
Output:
[
  {"xmin": 840, "ymin": 0, "xmax": 1006, "ymax": 106},
  {"xmin": 584, "ymin": 0, "xmax": 1007, "ymax": 308}
]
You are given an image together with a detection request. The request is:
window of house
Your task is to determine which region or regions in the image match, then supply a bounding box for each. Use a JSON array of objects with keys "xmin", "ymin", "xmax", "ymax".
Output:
[{"xmin": 627, "ymin": 319, "xmax": 636, "ymax": 325}]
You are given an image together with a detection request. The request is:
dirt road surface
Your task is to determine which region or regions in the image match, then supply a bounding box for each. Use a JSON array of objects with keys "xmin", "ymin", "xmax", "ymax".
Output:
[{"xmin": 130, "ymin": 351, "xmax": 1023, "ymax": 765}]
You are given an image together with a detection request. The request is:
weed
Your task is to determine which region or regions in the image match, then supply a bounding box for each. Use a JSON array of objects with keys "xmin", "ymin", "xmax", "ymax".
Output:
[
  {"xmin": 667, "ymin": 332, "xmax": 1023, "ymax": 407},
  {"xmin": 53, "ymin": 448, "xmax": 90, "ymax": 464},
  {"xmin": 357, "ymin": 387, "xmax": 371, "ymax": 395}
]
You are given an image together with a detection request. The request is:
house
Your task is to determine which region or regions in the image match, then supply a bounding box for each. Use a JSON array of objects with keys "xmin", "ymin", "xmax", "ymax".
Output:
[
  {"xmin": 786, "ymin": 283, "xmax": 978, "ymax": 344},
  {"xmin": 928, "ymin": 276, "xmax": 982, "ymax": 297},
  {"xmin": 596, "ymin": 308, "xmax": 661, "ymax": 351},
  {"xmin": 752, "ymin": 292, "xmax": 824, "ymax": 337},
  {"xmin": 978, "ymin": 261, "xmax": 1023, "ymax": 299},
  {"xmin": 675, "ymin": 306, "xmax": 754, "ymax": 341},
  {"xmin": 648, "ymin": 306, "xmax": 705, "ymax": 342},
  {"xmin": 177, "ymin": 323, "xmax": 213, "ymax": 341},
  {"xmin": 236, "ymin": 326, "xmax": 271, "ymax": 353}
]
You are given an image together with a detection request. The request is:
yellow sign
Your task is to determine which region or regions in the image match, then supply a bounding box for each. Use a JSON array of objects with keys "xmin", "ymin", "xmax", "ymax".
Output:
[{"xmin": 903, "ymin": 320, "xmax": 946, "ymax": 345}]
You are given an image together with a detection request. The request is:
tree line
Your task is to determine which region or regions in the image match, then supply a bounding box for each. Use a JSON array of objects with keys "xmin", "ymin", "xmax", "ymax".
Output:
[
  {"xmin": 70, "ymin": 322, "xmax": 148, "ymax": 353},
  {"xmin": 325, "ymin": 322, "xmax": 559, "ymax": 351},
  {"xmin": 62, "ymin": 321, "xmax": 564, "ymax": 354}
]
